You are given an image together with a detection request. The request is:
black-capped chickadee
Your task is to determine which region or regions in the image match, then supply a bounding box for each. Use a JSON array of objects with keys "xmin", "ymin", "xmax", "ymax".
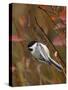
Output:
[{"xmin": 28, "ymin": 41, "xmax": 63, "ymax": 71}]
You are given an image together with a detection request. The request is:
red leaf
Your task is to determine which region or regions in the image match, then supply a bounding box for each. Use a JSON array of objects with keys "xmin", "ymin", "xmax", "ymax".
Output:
[{"xmin": 59, "ymin": 7, "xmax": 66, "ymax": 22}]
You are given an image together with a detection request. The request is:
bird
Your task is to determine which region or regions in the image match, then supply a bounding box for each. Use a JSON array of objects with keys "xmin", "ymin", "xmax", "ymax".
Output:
[{"xmin": 28, "ymin": 41, "xmax": 63, "ymax": 71}]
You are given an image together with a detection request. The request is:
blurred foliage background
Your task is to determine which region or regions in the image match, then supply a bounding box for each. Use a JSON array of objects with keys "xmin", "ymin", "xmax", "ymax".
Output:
[{"xmin": 10, "ymin": 3, "xmax": 66, "ymax": 86}]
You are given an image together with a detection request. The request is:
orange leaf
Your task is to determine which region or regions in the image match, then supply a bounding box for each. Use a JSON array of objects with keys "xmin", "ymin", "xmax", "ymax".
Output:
[{"xmin": 51, "ymin": 16, "xmax": 56, "ymax": 21}]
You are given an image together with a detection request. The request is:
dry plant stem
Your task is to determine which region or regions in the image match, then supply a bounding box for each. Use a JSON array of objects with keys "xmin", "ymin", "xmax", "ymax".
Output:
[
  {"xmin": 34, "ymin": 16, "xmax": 66, "ymax": 77},
  {"xmin": 13, "ymin": 19, "xmax": 30, "ymax": 84},
  {"xmin": 40, "ymin": 73, "xmax": 54, "ymax": 84},
  {"xmin": 37, "ymin": 64, "xmax": 42, "ymax": 84},
  {"xmin": 16, "ymin": 62, "xmax": 28, "ymax": 85},
  {"xmin": 13, "ymin": 21, "xmax": 26, "ymax": 54},
  {"xmin": 13, "ymin": 19, "xmax": 26, "ymax": 45},
  {"xmin": 37, "ymin": 64, "xmax": 54, "ymax": 84}
]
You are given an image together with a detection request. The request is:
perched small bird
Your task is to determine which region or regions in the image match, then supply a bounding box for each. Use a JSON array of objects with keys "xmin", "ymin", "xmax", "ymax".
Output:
[{"xmin": 28, "ymin": 41, "xmax": 63, "ymax": 71}]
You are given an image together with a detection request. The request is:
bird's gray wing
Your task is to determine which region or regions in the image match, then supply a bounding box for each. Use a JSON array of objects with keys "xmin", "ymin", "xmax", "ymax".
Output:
[
  {"xmin": 37, "ymin": 43, "xmax": 51, "ymax": 64},
  {"xmin": 37, "ymin": 43, "xmax": 63, "ymax": 71}
]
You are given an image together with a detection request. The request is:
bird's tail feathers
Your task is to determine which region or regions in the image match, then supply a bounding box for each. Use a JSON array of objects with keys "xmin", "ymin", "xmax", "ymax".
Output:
[{"xmin": 49, "ymin": 56, "xmax": 63, "ymax": 71}]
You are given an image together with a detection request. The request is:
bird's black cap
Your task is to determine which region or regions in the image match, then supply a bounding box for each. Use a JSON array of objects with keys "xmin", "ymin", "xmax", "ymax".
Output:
[{"xmin": 28, "ymin": 41, "xmax": 37, "ymax": 47}]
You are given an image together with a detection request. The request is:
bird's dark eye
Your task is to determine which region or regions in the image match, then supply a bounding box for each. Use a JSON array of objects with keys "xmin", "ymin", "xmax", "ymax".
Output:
[{"xmin": 28, "ymin": 48, "xmax": 33, "ymax": 51}]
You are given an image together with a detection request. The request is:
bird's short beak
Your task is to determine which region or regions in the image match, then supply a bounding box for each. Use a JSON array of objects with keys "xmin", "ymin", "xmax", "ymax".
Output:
[{"xmin": 28, "ymin": 47, "xmax": 33, "ymax": 51}]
